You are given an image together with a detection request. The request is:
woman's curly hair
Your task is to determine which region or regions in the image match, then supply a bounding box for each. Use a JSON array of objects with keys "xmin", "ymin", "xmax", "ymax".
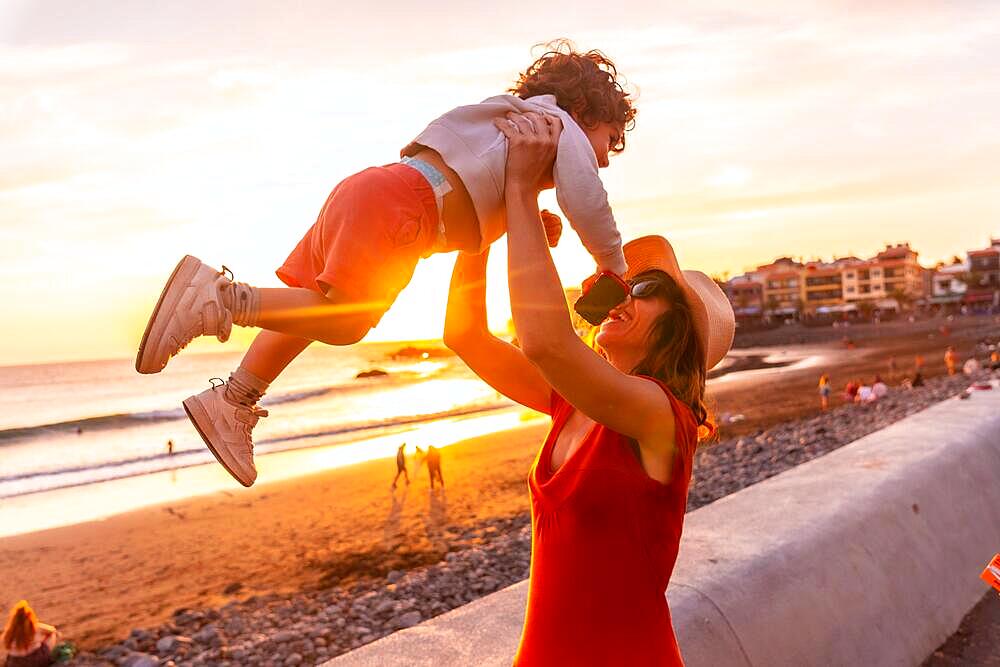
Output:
[{"xmin": 509, "ymin": 40, "xmax": 636, "ymax": 153}]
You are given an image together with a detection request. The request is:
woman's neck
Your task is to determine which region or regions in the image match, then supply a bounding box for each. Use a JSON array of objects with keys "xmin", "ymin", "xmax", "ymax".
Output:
[{"xmin": 604, "ymin": 349, "xmax": 642, "ymax": 374}]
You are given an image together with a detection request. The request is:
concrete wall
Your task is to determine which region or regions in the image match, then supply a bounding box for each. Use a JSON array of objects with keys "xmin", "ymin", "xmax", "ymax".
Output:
[{"xmin": 327, "ymin": 388, "xmax": 1000, "ymax": 667}]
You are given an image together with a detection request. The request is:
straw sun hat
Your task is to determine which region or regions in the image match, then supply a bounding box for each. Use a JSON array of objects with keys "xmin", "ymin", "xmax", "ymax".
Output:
[{"xmin": 622, "ymin": 235, "xmax": 735, "ymax": 371}]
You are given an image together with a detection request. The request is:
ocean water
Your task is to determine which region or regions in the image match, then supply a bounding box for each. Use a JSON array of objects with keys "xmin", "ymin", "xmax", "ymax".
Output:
[{"xmin": 0, "ymin": 343, "xmax": 510, "ymax": 499}]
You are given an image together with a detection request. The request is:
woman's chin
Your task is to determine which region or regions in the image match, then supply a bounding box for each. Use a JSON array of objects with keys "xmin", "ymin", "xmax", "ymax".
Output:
[{"xmin": 595, "ymin": 325, "xmax": 624, "ymax": 348}]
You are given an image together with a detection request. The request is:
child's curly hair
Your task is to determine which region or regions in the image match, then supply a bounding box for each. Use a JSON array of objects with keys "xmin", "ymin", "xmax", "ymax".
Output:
[{"xmin": 509, "ymin": 40, "xmax": 636, "ymax": 153}]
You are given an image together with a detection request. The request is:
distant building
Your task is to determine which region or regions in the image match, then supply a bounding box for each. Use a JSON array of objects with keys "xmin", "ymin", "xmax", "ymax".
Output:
[
  {"xmin": 727, "ymin": 243, "xmax": 928, "ymax": 320},
  {"xmin": 802, "ymin": 261, "xmax": 845, "ymax": 316},
  {"xmin": 838, "ymin": 243, "xmax": 926, "ymax": 312},
  {"xmin": 755, "ymin": 258, "xmax": 803, "ymax": 320},
  {"xmin": 964, "ymin": 238, "xmax": 1000, "ymax": 309},
  {"xmin": 930, "ymin": 260, "xmax": 968, "ymax": 311},
  {"xmin": 722, "ymin": 238, "xmax": 1000, "ymax": 321},
  {"xmin": 872, "ymin": 243, "xmax": 926, "ymax": 303},
  {"xmin": 725, "ymin": 276, "xmax": 765, "ymax": 325},
  {"xmin": 841, "ymin": 260, "xmax": 886, "ymax": 303}
]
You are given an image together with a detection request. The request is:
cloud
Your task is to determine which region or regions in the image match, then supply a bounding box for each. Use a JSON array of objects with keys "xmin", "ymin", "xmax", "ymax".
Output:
[
  {"xmin": 618, "ymin": 155, "xmax": 999, "ymax": 220},
  {"xmin": 0, "ymin": 42, "xmax": 129, "ymax": 77},
  {"xmin": 0, "ymin": 164, "xmax": 83, "ymax": 193}
]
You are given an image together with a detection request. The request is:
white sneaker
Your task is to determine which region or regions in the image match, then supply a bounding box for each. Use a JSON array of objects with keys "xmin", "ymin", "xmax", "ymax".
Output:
[
  {"xmin": 183, "ymin": 379, "xmax": 267, "ymax": 487},
  {"xmin": 135, "ymin": 256, "xmax": 234, "ymax": 374}
]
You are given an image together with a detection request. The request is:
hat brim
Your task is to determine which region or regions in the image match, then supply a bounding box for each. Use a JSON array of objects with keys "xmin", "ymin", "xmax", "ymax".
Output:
[{"xmin": 622, "ymin": 236, "xmax": 735, "ymax": 370}]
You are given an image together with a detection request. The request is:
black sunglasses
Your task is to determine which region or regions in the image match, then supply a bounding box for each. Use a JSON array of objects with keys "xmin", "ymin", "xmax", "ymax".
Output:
[{"xmin": 627, "ymin": 276, "xmax": 670, "ymax": 299}]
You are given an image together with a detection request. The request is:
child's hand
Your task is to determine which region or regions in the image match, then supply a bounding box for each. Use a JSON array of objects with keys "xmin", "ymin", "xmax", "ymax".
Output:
[
  {"xmin": 494, "ymin": 111, "xmax": 562, "ymax": 195},
  {"xmin": 540, "ymin": 209, "xmax": 562, "ymax": 247}
]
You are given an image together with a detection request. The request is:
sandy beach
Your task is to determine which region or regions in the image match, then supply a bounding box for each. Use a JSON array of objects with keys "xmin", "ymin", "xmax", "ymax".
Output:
[
  {"xmin": 0, "ymin": 420, "xmax": 549, "ymax": 650},
  {"xmin": 1, "ymin": 316, "xmax": 995, "ymax": 655}
]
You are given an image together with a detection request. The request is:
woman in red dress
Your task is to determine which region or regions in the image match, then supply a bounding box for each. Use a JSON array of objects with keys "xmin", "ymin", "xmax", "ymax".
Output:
[{"xmin": 443, "ymin": 111, "xmax": 735, "ymax": 666}]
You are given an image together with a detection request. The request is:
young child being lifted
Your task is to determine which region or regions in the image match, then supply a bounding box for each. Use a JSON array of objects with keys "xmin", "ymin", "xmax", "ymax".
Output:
[{"xmin": 135, "ymin": 41, "xmax": 637, "ymax": 487}]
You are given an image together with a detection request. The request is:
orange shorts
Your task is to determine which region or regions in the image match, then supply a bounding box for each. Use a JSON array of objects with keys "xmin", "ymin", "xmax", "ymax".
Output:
[{"xmin": 276, "ymin": 163, "xmax": 439, "ymax": 327}]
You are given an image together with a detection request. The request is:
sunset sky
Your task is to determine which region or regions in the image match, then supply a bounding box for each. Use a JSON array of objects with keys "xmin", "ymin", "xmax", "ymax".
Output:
[{"xmin": 2, "ymin": 1, "xmax": 999, "ymax": 365}]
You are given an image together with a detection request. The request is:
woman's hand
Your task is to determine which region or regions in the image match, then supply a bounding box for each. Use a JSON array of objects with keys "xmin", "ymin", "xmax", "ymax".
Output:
[{"xmin": 493, "ymin": 111, "xmax": 562, "ymax": 195}]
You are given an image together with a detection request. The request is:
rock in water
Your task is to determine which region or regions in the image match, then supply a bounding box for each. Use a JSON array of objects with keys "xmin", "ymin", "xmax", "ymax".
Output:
[{"xmin": 356, "ymin": 368, "xmax": 389, "ymax": 379}]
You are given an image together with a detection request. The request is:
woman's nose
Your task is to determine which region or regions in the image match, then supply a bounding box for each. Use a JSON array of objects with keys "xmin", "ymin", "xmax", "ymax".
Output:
[{"xmin": 609, "ymin": 294, "xmax": 632, "ymax": 316}]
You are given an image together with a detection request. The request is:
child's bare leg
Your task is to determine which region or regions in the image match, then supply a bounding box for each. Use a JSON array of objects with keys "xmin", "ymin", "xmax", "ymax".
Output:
[
  {"xmin": 195, "ymin": 292, "xmax": 378, "ymax": 487},
  {"xmin": 255, "ymin": 287, "xmax": 378, "ymax": 347},
  {"xmin": 227, "ymin": 286, "xmax": 380, "ymax": 401},
  {"xmin": 239, "ymin": 330, "xmax": 312, "ymax": 384}
]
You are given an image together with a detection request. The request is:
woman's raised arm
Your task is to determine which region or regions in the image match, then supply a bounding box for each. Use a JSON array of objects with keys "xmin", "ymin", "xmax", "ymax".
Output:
[
  {"xmin": 443, "ymin": 249, "xmax": 553, "ymax": 414},
  {"xmin": 495, "ymin": 112, "xmax": 676, "ymax": 447}
]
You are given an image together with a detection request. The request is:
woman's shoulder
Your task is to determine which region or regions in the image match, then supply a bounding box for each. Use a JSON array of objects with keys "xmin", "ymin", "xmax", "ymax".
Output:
[
  {"xmin": 635, "ymin": 375, "xmax": 700, "ymax": 453},
  {"xmin": 635, "ymin": 375, "xmax": 694, "ymax": 417},
  {"xmin": 553, "ymin": 375, "xmax": 696, "ymax": 429}
]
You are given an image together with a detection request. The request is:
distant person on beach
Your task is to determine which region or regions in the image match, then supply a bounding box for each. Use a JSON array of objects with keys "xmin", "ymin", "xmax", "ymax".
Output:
[
  {"xmin": 425, "ymin": 446, "xmax": 444, "ymax": 490},
  {"xmin": 443, "ymin": 115, "xmax": 735, "ymax": 665},
  {"xmin": 3, "ymin": 600, "xmax": 59, "ymax": 667},
  {"xmin": 944, "ymin": 346, "xmax": 958, "ymax": 375},
  {"xmin": 990, "ymin": 351, "xmax": 1000, "ymax": 371},
  {"xmin": 872, "ymin": 376, "xmax": 889, "ymax": 400},
  {"xmin": 166, "ymin": 439, "xmax": 174, "ymax": 455},
  {"xmin": 133, "ymin": 42, "xmax": 637, "ymax": 488},
  {"xmin": 963, "ymin": 357, "xmax": 981, "ymax": 375},
  {"xmin": 391, "ymin": 443, "xmax": 409, "ymax": 489},
  {"xmin": 818, "ymin": 374, "xmax": 831, "ymax": 410},
  {"xmin": 855, "ymin": 383, "xmax": 874, "ymax": 404},
  {"xmin": 414, "ymin": 445, "xmax": 426, "ymax": 469},
  {"xmin": 844, "ymin": 379, "xmax": 860, "ymax": 402},
  {"xmin": 915, "ymin": 354, "xmax": 925, "ymax": 373}
]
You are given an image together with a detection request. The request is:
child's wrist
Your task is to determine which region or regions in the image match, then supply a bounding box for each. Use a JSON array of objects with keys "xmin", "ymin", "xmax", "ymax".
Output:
[
  {"xmin": 505, "ymin": 173, "xmax": 541, "ymax": 197},
  {"xmin": 597, "ymin": 259, "xmax": 628, "ymax": 277},
  {"xmin": 505, "ymin": 187, "xmax": 537, "ymax": 210}
]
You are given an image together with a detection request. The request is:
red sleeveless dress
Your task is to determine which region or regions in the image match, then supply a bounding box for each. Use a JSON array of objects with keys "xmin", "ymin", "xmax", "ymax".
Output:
[{"xmin": 514, "ymin": 377, "xmax": 697, "ymax": 666}]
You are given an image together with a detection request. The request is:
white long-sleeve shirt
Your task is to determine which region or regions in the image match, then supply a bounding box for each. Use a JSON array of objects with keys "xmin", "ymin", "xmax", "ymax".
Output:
[{"xmin": 401, "ymin": 94, "xmax": 627, "ymax": 274}]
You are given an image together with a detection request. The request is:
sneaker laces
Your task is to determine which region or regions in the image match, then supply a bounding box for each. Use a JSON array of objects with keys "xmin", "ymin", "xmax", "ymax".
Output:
[
  {"xmin": 213, "ymin": 378, "xmax": 268, "ymax": 451},
  {"xmin": 236, "ymin": 404, "xmax": 268, "ymax": 449},
  {"xmin": 236, "ymin": 405, "xmax": 267, "ymax": 457}
]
